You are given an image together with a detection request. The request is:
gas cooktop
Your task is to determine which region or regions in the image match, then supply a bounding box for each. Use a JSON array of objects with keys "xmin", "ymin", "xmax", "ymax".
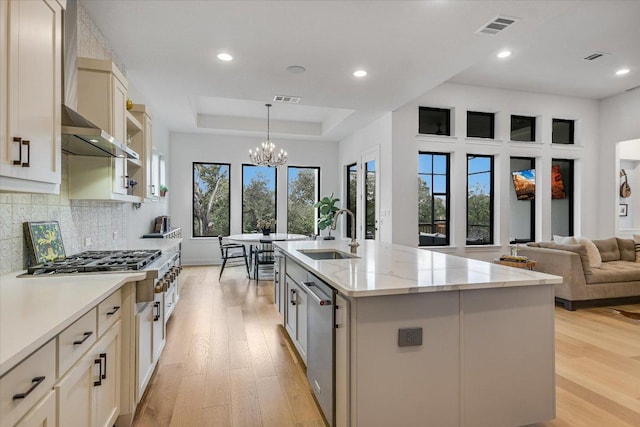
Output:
[{"xmin": 27, "ymin": 249, "xmax": 162, "ymax": 275}]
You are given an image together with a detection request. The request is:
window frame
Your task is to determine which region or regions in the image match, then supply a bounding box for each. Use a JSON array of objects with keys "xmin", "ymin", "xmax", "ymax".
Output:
[
  {"xmin": 418, "ymin": 106, "xmax": 452, "ymax": 136},
  {"xmin": 192, "ymin": 162, "xmax": 231, "ymax": 238},
  {"xmin": 552, "ymin": 118, "xmax": 575, "ymax": 144},
  {"xmin": 466, "ymin": 154, "xmax": 495, "ymax": 245},
  {"xmin": 418, "ymin": 152, "xmax": 450, "ymax": 246},
  {"xmin": 510, "ymin": 157, "xmax": 536, "ymax": 244},
  {"xmin": 551, "ymin": 158, "xmax": 575, "ymax": 236},
  {"xmin": 510, "ymin": 114, "xmax": 536, "ymax": 142},
  {"xmin": 345, "ymin": 163, "xmax": 358, "ymax": 239},
  {"xmin": 241, "ymin": 163, "xmax": 278, "ymax": 233},
  {"xmin": 466, "ymin": 111, "xmax": 495, "ymax": 139},
  {"xmin": 286, "ymin": 165, "xmax": 321, "ymax": 235}
]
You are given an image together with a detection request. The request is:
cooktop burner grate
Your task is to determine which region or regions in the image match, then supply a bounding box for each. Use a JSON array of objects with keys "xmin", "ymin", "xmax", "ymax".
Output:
[{"xmin": 27, "ymin": 249, "xmax": 161, "ymax": 275}]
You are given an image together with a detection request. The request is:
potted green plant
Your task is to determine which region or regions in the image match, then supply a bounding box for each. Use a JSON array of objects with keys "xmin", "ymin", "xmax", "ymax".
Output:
[
  {"xmin": 314, "ymin": 193, "xmax": 340, "ymax": 240},
  {"xmin": 159, "ymin": 185, "xmax": 168, "ymax": 197},
  {"xmin": 256, "ymin": 218, "xmax": 276, "ymax": 235}
]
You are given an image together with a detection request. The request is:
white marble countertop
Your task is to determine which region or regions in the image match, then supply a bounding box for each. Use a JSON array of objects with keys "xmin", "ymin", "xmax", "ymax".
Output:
[
  {"xmin": 0, "ymin": 237, "xmax": 182, "ymax": 377},
  {"xmin": 274, "ymin": 240, "xmax": 562, "ymax": 297}
]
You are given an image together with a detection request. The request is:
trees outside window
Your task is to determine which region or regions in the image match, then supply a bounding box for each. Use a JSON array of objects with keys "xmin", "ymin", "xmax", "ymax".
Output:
[
  {"xmin": 467, "ymin": 155, "xmax": 494, "ymax": 245},
  {"xmin": 242, "ymin": 165, "xmax": 277, "ymax": 233},
  {"xmin": 365, "ymin": 160, "xmax": 376, "ymax": 239},
  {"xmin": 288, "ymin": 166, "xmax": 320, "ymax": 235},
  {"xmin": 346, "ymin": 163, "xmax": 357, "ymax": 238},
  {"xmin": 418, "ymin": 152, "xmax": 449, "ymax": 246},
  {"xmin": 193, "ymin": 162, "xmax": 230, "ymax": 237}
]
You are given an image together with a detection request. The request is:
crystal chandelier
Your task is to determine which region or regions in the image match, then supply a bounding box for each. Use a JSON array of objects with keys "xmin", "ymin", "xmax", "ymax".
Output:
[{"xmin": 249, "ymin": 103, "xmax": 287, "ymax": 167}]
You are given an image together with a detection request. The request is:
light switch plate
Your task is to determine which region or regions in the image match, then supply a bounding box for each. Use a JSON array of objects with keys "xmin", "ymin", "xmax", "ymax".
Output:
[{"xmin": 398, "ymin": 327, "xmax": 423, "ymax": 347}]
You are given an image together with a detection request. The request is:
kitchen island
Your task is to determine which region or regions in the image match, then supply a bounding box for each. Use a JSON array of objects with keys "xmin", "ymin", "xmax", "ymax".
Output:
[{"xmin": 274, "ymin": 239, "xmax": 562, "ymax": 427}]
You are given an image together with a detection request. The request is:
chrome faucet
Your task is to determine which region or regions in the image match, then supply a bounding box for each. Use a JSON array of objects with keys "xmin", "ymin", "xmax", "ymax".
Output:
[{"xmin": 331, "ymin": 209, "xmax": 359, "ymax": 254}]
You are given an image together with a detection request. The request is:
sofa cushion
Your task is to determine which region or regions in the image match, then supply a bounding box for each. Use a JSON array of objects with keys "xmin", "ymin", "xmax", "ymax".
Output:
[
  {"xmin": 537, "ymin": 242, "xmax": 592, "ymax": 275},
  {"xmin": 553, "ymin": 235, "xmax": 578, "ymax": 245},
  {"xmin": 585, "ymin": 260, "xmax": 640, "ymax": 284},
  {"xmin": 577, "ymin": 237, "xmax": 602, "ymax": 268},
  {"xmin": 634, "ymin": 234, "xmax": 640, "ymax": 262},
  {"xmin": 617, "ymin": 238, "xmax": 636, "ymax": 262},
  {"xmin": 593, "ymin": 237, "xmax": 620, "ymax": 262}
]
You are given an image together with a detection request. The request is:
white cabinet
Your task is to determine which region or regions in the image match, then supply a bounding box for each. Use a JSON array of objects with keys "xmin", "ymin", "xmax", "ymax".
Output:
[
  {"xmin": 274, "ymin": 251, "xmax": 285, "ymax": 317},
  {"xmin": 0, "ymin": 0, "xmax": 63, "ymax": 194},
  {"xmin": 70, "ymin": 57, "xmax": 142, "ymax": 202},
  {"xmin": 14, "ymin": 390, "xmax": 56, "ymax": 427},
  {"xmin": 135, "ymin": 292, "xmax": 165, "ymax": 402},
  {"xmin": 130, "ymin": 104, "xmax": 156, "ymax": 199},
  {"xmin": 335, "ymin": 294, "xmax": 350, "ymax": 427},
  {"xmin": 56, "ymin": 320, "xmax": 121, "ymax": 427},
  {"xmin": 284, "ymin": 276, "xmax": 307, "ymax": 362}
]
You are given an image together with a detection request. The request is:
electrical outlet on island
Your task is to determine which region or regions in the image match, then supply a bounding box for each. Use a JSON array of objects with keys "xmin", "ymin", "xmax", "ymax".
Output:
[{"xmin": 84, "ymin": 237, "xmax": 92, "ymax": 247}]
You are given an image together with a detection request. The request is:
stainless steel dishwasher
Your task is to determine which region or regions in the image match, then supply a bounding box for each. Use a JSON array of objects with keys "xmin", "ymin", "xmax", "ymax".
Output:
[{"xmin": 302, "ymin": 276, "xmax": 336, "ymax": 427}]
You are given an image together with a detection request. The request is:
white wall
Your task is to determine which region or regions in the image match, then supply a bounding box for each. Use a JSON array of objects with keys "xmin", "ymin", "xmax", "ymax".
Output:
[
  {"xmin": 170, "ymin": 132, "xmax": 339, "ymax": 265},
  {"xmin": 337, "ymin": 113, "xmax": 393, "ymax": 243},
  {"xmin": 599, "ymin": 89, "xmax": 640, "ymax": 238},
  {"xmin": 381, "ymin": 82, "xmax": 600, "ymax": 261}
]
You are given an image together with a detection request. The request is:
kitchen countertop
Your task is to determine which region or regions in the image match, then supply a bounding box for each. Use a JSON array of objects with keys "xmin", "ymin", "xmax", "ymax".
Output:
[
  {"xmin": 274, "ymin": 240, "xmax": 562, "ymax": 297},
  {"xmin": 0, "ymin": 237, "xmax": 182, "ymax": 377}
]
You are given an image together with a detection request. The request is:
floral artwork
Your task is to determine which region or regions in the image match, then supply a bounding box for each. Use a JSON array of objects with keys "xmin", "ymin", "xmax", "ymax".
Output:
[{"xmin": 24, "ymin": 221, "xmax": 66, "ymax": 264}]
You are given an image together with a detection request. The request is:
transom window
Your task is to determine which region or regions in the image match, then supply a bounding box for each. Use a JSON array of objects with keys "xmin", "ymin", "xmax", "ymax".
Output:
[
  {"xmin": 467, "ymin": 111, "xmax": 495, "ymax": 139},
  {"xmin": 511, "ymin": 115, "xmax": 536, "ymax": 142},
  {"xmin": 552, "ymin": 119, "xmax": 575, "ymax": 144},
  {"xmin": 419, "ymin": 107, "xmax": 451, "ymax": 136},
  {"xmin": 418, "ymin": 152, "xmax": 449, "ymax": 246},
  {"xmin": 467, "ymin": 155, "xmax": 494, "ymax": 245}
]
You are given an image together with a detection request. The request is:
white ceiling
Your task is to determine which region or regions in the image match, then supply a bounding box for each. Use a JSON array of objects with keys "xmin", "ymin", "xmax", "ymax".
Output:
[{"xmin": 81, "ymin": 0, "xmax": 640, "ymax": 142}]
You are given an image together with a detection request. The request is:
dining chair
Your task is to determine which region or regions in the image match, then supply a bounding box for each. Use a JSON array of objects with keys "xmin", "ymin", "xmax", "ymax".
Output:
[
  {"xmin": 218, "ymin": 235, "xmax": 250, "ymax": 279},
  {"xmin": 253, "ymin": 240, "xmax": 275, "ymax": 281}
]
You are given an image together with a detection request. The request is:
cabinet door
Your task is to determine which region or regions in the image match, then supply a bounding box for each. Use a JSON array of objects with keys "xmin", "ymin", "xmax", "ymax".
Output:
[
  {"xmin": 143, "ymin": 116, "xmax": 155, "ymax": 198},
  {"xmin": 14, "ymin": 390, "xmax": 56, "ymax": 427},
  {"xmin": 1, "ymin": 0, "xmax": 61, "ymax": 189},
  {"xmin": 335, "ymin": 294, "xmax": 350, "ymax": 427},
  {"xmin": 56, "ymin": 349, "xmax": 97, "ymax": 427},
  {"xmin": 285, "ymin": 278, "xmax": 298, "ymax": 340},
  {"xmin": 136, "ymin": 303, "xmax": 154, "ymax": 402},
  {"xmin": 297, "ymin": 286, "xmax": 308, "ymax": 359},
  {"xmin": 95, "ymin": 321, "xmax": 121, "ymax": 427},
  {"xmin": 113, "ymin": 156, "xmax": 128, "ymax": 195},
  {"xmin": 152, "ymin": 293, "xmax": 165, "ymax": 363}
]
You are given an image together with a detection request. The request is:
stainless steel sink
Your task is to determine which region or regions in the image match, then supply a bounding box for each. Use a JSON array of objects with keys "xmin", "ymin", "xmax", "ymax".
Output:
[{"xmin": 298, "ymin": 249, "xmax": 360, "ymax": 260}]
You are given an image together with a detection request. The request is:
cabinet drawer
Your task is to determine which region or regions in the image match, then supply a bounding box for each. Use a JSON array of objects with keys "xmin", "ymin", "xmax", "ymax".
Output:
[
  {"xmin": 0, "ymin": 340, "xmax": 56, "ymax": 427},
  {"xmin": 15, "ymin": 389, "xmax": 56, "ymax": 427},
  {"xmin": 98, "ymin": 289, "xmax": 122, "ymax": 337},
  {"xmin": 286, "ymin": 258, "xmax": 308, "ymax": 285},
  {"xmin": 58, "ymin": 308, "xmax": 97, "ymax": 377}
]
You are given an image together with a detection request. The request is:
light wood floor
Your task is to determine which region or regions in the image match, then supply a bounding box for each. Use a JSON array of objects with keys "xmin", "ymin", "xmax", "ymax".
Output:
[{"xmin": 132, "ymin": 266, "xmax": 640, "ymax": 427}]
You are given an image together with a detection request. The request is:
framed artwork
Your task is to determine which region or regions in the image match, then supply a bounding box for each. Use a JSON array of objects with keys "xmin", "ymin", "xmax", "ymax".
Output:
[
  {"xmin": 23, "ymin": 221, "xmax": 66, "ymax": 264},
  {"xmin": 619, "ymin": 204, "xmax": 628, "ymax": 216}
]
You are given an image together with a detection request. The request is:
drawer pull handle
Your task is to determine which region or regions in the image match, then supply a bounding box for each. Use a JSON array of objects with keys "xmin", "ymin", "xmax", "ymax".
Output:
[
  {"xmin": 12, "ymin": 137, "xmax": 22, "ymax": 165},
  {"xmin": 94, "ymin": 359, "xmax": 102, "ymax": 386},
  {"xmin": 12, "ymin": 376, "xmax": 45, "ymax": 399},
  {"xmin": 100, "ymin": 353, "xmax": 107, "ymax": 379},
  {"xmin": 153, "ymin": 301, "xmax": 161, "ymax": 321},
  {"xmin": 73, "ymin": 331, "xmax": 93, "ymax": 345},
  {"xmin": 106, "ymin": 306, "xmax": 120, "ymax": 316}
]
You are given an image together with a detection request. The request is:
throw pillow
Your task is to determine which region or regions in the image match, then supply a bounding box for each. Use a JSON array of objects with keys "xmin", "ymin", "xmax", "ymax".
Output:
[
  {"xmin": 553, "ymin": 235, "xmax": 578, "ymax": 245},
  {"xmin": 634, "ymin": 234, "xmax": 640, "ymax": 262},
  {"xmin": 576, "ymin": 237, "xmax": 602, "ymax": 268},
  {"xmin": 593, "ymin": 237, "xmax": 621, "ymax": 262}
]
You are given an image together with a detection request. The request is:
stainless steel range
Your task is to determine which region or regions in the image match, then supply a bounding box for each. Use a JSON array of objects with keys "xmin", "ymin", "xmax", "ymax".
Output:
[{"xmin": 27, "ymin": 249, "xmax": 162, "ymax": 275}]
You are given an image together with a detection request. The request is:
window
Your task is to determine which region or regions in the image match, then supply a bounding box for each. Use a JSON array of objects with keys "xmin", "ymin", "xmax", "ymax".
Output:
[
  {"xmin": 419, "ymin": 107, "xmax": 451, "ymax": 136},
  {"xmin": 467, "ymin": 111, "xmax": 495, "ymax": 139},
  {"xmin": 467, "ymin": 155, "xmax": 494, "ymax": 245},
  {"xmin": 242, "ymin": 164, "xmax": 277, "ymax": 233},
  {"xmin": 346, "ymin": 163, "xmax": 357, "ymax": 238},
  {"xmin": 287, "ymin": 166, "xmax": 320, "ymax": 235},
  {"xmin": 552, "ymin": 119, "xmax": 574, "ymax": 144},
  {"xmin": 193, "ymin": 162, "xmax": 230, "ymax": 237},
  {"xmin": 510, "ymin": 157, "xmax": 536, "ymax": 243},
  {"xmin": 551, "ymin": 159, "xmax": 574, "ymax": 236},
  {"xmin": 510, "ymin": 115, "xmax": 536, "ymax": 142},
  {"xmin": 418, "ymin": 153, "xmax": 449, "ymax": 246},
  {"xmin": 365, "ymin": 160, "xmax": 376, "ymax": 239}
]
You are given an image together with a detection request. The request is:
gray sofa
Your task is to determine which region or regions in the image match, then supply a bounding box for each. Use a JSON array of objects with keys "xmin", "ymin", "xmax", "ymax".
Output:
[{"xmin": 518, "ymin": 237, "xmax": 640, "ymax": 310}]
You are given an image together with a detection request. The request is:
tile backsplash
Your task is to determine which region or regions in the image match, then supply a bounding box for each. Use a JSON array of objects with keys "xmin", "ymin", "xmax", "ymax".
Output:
[{"xmin": 0, "ymin": 155, "xmax": 129, "ymax": 275}]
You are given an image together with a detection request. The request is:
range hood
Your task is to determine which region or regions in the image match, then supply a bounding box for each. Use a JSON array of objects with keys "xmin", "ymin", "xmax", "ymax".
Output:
[{"xmin": 61, "ymin": 104, "xmax": 140, "ymax": 159}]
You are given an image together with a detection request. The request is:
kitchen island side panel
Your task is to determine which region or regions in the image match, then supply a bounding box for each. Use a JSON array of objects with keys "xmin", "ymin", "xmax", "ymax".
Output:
[
  {"xmin": 352, "ymin": 291, "xmax": 461, "ymax": 427},
  {"xmin": 461, "ymin": 284, "xmax": 555, "ymax": 427}
]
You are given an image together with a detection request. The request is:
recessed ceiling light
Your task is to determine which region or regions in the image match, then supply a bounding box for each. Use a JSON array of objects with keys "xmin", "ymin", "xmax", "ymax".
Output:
[
  {"xmin": 353, "ymin": 70, "xmax": 367, "ymax": 78},
  {"xmin": 497, "ymin": 50, "xmax": 511, "ymax": 59},
  {"xmin": 616, "ymin": 68, "xmax": 630, "ymax": 76},
  {"xmin": 217, "ymin": 53, "xmax": 233, "ymax": 62}
]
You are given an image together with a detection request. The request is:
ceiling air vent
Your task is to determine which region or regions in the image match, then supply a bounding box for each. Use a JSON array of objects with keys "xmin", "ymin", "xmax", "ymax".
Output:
[
  {"xmin": 584, "ymin": 52, "xmax": 610, "ymax": 61},
  {"xmin": 476, "ymin": 15, "xmax": 518, "ymax": 35},
  {"xmin": 273, "ymin": 95, "xmax": 301, "ymax": 104}
]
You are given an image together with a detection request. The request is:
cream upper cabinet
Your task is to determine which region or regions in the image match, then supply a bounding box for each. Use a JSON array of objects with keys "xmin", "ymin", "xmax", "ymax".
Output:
[
  {"xmin": 0, "ymin": 0, "xmax": 63, "ymax": 194},
  {"xmin": 130, "ymin": 104, "xmax": 157, "ymax": 199}
]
